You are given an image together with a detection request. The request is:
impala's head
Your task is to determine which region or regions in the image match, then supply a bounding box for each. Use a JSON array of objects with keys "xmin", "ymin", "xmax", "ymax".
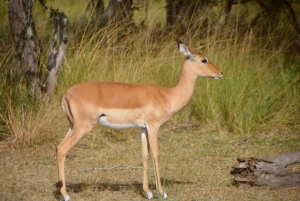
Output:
[{"xmin": 177, "ymin": 39, "xmax": 223, "ymax": 79}]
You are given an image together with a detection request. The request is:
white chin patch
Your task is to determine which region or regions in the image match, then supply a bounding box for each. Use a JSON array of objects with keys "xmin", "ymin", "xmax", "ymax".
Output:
[{"xmin": 98, "ymin": 115, "xmax": 145, "ymax": 130}]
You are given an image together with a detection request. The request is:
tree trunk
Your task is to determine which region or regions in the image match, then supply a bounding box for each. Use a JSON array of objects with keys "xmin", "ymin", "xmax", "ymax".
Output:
[
  {"xmin": 92, "ymin": 0, "xmax": 105, "ymax": 17},
  {"xmin": 165, "ymin": 0, "xmax": 214, "ymax": 35},
  {"xmin": 231, "ymin": 151, "xmax": 300, "ymax": 188},
  {"xmin": 45, "ymin": 13, "xmax": 68, "ymax": 95},
  {"xmin": 223, "ymin": 0, "xmax": 233, "ymax": 26},
  {"xmin": 97, "ymin": 0, "xmax": 133, "ymax": 27},
  {"xmin": 282, "ymin": 0, "xmax": 300, "ymax": 34},
  {"xmin": 8, "ymin": 0, "xmax": 40, "ymax": 95},
  {"xmin": 166, "ymin": 0, "xmax": 183, "ymax": 27}
]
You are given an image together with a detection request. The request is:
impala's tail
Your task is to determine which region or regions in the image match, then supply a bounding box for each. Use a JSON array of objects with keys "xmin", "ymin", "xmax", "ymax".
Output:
[{"xmin": 61, "ymin": 96, "xmax": 74, "ymax": 130}]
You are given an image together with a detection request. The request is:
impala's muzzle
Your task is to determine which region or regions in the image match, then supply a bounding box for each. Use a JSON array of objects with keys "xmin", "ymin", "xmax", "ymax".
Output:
[{"xmin": 214, "ymin": 71, "xmax": 223, "ymax": 79}]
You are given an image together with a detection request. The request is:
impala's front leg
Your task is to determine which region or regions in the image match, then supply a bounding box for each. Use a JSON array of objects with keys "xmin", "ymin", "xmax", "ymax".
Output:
[
  {"xmin": 147, "ymin": 125, "xmax": 167, "ymax": 199},
  {"xmin": 141, "ymin": 128, "xmax": 153, "ymax": 199}
]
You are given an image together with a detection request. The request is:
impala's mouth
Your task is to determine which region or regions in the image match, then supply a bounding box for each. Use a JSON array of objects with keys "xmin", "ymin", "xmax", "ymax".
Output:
[
  {"xmin": 207, "ymin": 75, "xmax": 222, "ymax": 79},
  {"xmin": 214, "ymin": 72, "xmax": 223, "ymax": 79},
  {"xmin": 214, "ymin": 76, "xmax": 222, "ymax": 80}
]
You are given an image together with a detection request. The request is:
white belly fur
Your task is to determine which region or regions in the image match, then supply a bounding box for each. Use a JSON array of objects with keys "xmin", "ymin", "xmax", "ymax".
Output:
[{"xmin": 98, "ymin": 115, "xmax": 146, "ymax": 130}]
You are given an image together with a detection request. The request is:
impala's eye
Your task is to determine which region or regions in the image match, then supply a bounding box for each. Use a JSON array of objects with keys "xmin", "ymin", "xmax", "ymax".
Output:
[{"xmin": 201, "ymin": 58, "xmax": 208, "ymax": 63}]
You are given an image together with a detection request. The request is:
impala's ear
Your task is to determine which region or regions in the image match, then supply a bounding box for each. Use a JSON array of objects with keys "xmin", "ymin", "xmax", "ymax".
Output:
[{"xmin": 177, "ymin": 39, "xmax": 194, "ymax": 60}]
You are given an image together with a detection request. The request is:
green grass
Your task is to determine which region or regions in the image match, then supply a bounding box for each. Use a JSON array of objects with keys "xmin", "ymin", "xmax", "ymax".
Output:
[
  {"xmin": 0, "ymin": 1, "xmax": 299, "ymax": 200},
  {"xmin": 191, "ymin": 36, "xmax": 300, "ymax": 137}
]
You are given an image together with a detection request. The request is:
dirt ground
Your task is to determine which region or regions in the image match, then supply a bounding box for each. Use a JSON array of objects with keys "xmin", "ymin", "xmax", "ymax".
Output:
[{"xmin": 1, "ymin": 127, "xmax": 299, "ymax": 201}]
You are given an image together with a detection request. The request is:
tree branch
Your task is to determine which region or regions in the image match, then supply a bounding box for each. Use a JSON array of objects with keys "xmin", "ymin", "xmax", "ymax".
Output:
[
  {"xmin": 77, "ymin": 164, "xmax": 146, "ymax": 172},
  {"xmin": 38, "ymin": 0, "xmax": 60, "ymax": 17},
  {"xmin": 162, "ymin": 123, "xmax": 200, "ymax": 131}
]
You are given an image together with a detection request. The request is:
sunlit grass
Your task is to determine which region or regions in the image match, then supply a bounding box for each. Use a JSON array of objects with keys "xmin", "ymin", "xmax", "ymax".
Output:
[
  {"xmin": 0, "ymin": 0, "xmax": 299, "ymax": 149},
  {"xmin": 0, "ymin": 2, "xmax": 299, "ymax": 201}
]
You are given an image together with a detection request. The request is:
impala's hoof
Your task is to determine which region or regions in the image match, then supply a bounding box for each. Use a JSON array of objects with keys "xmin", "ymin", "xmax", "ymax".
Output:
[
  {"xmin": 146, "ymin": 192, "xmax": 153, "ymax": 199},
  {"xmin": 60, "ymin": 194, "xmax": 70, "ymax": 201},
  {"xmin": 161, "ymin": 192, "xmax": 168, "ymax": 199},
  {"xmin": 164, "ymin": 192, "xmax": 168, "ymax": 199}
]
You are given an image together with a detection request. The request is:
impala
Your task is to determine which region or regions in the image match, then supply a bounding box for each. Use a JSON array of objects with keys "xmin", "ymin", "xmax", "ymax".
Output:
[{"xmin": 56, "ymin": 39, "xmax": 223, "ymax": 200}]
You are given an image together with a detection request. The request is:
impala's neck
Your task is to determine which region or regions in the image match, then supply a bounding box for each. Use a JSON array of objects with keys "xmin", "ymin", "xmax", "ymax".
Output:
[{"xmin": 169, "ymin": 60, "xmax": 197, "ymax": 113}]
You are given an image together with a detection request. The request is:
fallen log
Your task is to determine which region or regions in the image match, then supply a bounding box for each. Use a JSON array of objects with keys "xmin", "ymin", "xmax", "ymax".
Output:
[{"xmin": 231, "ymin": 151, "xmax": 300, "ymax": 188}]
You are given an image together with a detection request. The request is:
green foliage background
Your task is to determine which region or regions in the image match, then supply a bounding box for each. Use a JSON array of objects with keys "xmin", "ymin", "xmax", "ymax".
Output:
[{"xmin": 0, "ymin": 0, "xmax": 299, "ymax": 148}]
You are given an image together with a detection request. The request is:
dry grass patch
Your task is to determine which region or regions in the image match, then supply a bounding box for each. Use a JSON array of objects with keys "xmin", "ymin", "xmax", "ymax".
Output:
[
  {"xmin": 1, "ymin": 98, "xmax": 65, "ymax": 149},
  {"xmin": 1, "ymin": 126, "xmax": 299, "ymax": 200}
]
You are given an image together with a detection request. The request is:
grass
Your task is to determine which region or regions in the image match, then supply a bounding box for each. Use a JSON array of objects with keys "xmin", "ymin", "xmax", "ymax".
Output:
[
  {"xmin": 1, "ymin": 128, "xmax": 299, "ymax": 200},
  {"xmin": 0, "ymin": 0, "xmax": 300, "ymax": 200}
]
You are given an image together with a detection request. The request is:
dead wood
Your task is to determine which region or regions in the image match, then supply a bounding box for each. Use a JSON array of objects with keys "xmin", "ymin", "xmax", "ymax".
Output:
[
  {"xmin": 45, "ymin": 13, "xmax": 68, "ymax": 94},
  {"xmin": 162, "ymin": 123, "xmax": 200, "ymax": 131},
  {"xmin": 231, "ymin": 151, "xmax": 300, "ymax": 188},
  {"xmin": 77, "ymin": 164, "xmax": 144, "ymax": 172}
]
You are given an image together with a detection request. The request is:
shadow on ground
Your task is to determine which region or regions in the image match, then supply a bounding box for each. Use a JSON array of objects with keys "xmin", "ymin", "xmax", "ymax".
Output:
[{"xmin": 53, "ymin": 177, "xmax": 191, "ymax": 200}]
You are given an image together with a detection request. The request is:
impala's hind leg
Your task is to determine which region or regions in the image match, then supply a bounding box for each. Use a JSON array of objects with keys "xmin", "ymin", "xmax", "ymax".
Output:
[{"xmin": 56, "ymin": 121, "xmax": 94, "ymax": 201}]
